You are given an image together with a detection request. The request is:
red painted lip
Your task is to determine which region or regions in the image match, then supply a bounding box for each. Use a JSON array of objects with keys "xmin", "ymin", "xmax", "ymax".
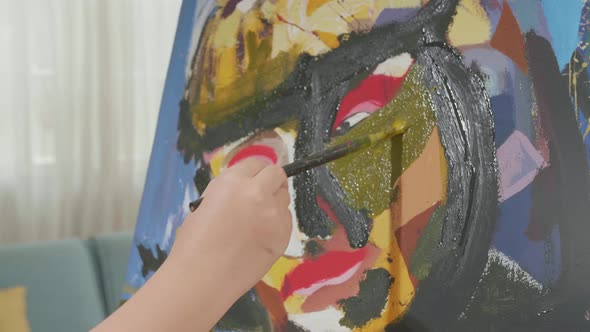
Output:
[
  {"xmin": 228, "ymin": 145, "xmax": 278, "ymax": 166},
  {"xmin": 280, "ymin": 247, "xmax": 368, "ymax": 299}
]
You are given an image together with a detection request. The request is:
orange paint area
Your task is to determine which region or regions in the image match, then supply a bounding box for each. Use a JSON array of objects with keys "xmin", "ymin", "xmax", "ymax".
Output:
[{"xmin": 490, "ymin": 1, "xmax": 529, "ymax": 74}]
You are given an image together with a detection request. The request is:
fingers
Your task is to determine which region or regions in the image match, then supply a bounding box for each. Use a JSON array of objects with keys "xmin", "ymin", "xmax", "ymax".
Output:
[
  {"xmin": 255, "ymin": 164, "xmax": 288, "ymax": 194},
  {"xmin": 227, "ymin": 158, "xmax": 269, "ymax": 177}
]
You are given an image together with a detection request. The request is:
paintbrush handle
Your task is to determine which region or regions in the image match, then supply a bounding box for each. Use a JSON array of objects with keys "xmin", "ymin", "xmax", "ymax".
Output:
[
  {"xmin": 189, "ymin": 197, "xmax": 204, "ymax": 212},
  {"xmin": 283, "ymin": 140, "xmax": 363, "ymax": 176}
]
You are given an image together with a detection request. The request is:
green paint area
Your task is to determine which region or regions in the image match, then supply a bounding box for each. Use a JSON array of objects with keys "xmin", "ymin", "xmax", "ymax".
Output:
[
  {"xmin": 328, "ymin": 66, "xmax": 436, "ymax": 215},
  {"xmin": 409, "ymin": 205, "xmax": 445, "ymax": 281},
  {"xmin": 216, "ymin": 290, "xmax": 271, "ymax": 332},
  {"xmin": 456, "ymin": 251, "xmax": 546, "ymax": 330},
  {"xmin": 339, "ymin": 268, "xmax": 393, "ymax": 329}
]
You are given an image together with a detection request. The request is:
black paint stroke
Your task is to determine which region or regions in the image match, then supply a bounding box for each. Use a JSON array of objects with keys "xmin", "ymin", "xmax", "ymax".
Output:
[
  {"xmin": 392, "ymin": 42, "xmax": 499, "ymax": 330},
  {"xmin": 339, "ymin": 269, "xmax": 393, "ymax": 328},
  {"xmin": 137, "ymin": 244, "xmax": 167, "ymax": 278},
  {"xmin": 215, "ymin": 289, "xmax": 272, "ymax": 332}
]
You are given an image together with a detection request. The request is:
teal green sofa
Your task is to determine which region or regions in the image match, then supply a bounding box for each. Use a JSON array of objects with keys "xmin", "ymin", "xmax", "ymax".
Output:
[{"xmin": 0, "ymin": 232, "xmax": 133, "ymax": 332}]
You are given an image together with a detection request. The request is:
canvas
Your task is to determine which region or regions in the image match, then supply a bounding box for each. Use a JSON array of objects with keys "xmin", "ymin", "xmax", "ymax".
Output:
[{"xmin": 123, "ymin": 0, "xmax": 590, "ymax": 330}]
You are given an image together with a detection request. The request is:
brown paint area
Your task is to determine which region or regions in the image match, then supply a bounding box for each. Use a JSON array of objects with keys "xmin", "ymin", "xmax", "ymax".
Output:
[
  {"xmin": 255, "ymin": 281, "xmax": 288, "ymax": 329},
  {"xmin": 490, "ymin": 0, "xmax": 529, "ymax": 74},
  {"xmin": 390, "ymin": 127, "xmax": 446, "ymax": 230}
]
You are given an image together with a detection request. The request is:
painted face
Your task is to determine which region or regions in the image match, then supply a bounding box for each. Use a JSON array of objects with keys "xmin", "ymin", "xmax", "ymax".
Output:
[
  {"xmin": 178, "ymin": 1, "xmax": 494, "ymax": 331},
  {"xmin": 195, "ymin": 53, "xmax": 446, "ymax": 330}
]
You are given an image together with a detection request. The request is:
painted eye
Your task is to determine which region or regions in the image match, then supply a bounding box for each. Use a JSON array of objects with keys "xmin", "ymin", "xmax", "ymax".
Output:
[{"xmin": 333, "ymin": 112, "xmax": 370, "ymax": 136}]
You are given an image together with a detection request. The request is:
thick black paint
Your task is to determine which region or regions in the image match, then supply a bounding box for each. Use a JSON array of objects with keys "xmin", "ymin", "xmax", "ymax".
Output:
[
  {"xmin": 392, "ymin": 42, "xmax": 498, "ymax": 330},
  {"xmin": 193, "ymin": 165, "xmax": 211, "ymax": 195},
  {"xmin": 339, "ymin": 268, "xmax": 393, "ymax": 328}
]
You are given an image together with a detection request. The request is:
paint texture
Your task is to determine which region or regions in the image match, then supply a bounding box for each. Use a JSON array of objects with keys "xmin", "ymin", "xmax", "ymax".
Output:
[
  {"xmin": 125, "ymin": 0, "xmax": 590, "ymax": 330},
  {"xmin": 338, "ymin": 268, "xmax": 393, "ymax": 329},
  {"xmin": 328, "ymin": 66, "xmax": 435, "ymax": 215}
]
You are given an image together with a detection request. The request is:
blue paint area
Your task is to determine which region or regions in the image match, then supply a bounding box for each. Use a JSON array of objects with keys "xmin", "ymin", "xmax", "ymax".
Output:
[
  {"xmin": 490, "ymin": 93, "xmax": 516, "ymax": 146},
  {"xmin": 508, "ymin": 0, "xmax": 550, "ymax": 40},
  {"xmin": 492, "ymin": 186, "xmax": 561, "ymax": 284},
  {"xmin": 374, "ymin": 8, "xmax": 418, "ymax": 26},
  {"xmin": 541, "ymin": 0, "xmax": 584, "ymax": 70},
  {"xmin": 122, "ymin": 0, "xmax": 199, "ymax": 300}
]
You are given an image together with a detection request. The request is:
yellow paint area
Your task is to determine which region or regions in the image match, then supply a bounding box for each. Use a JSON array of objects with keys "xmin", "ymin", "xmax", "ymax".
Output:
[
  {"xmin": 188, "ymin": 0, "xmax": 436, "ymax": 125},
  {"xmin": 212, "ymin": 13, "xmax": 241, "ymax": 48},
  {"xmin": 209, "ymin": 151, "xmax": 226, "ymax": 178},
  {"xmin": 314, "ymin": 30, "xmax": 340, "ymax": 49},
  {"xmin": 262, "ymin": 256, "xmax": 301, "ymax": 290},
  {"xmin": 448, "ymin": 0, "xmax": 491, "ymax": 46},
  {"xmin": 284, "ymin": 294, "xmax": 307, "ymax": 314},
  {"xmin": 216, "ymin": 47, "xmax": 239, "ymax": 90},
  {"xmin": 307, "ymin": 0, "xmax": 332, "ymax": 16},
  {"xmin": 357, "ymin": 209, "xmax": 415, "ymax": 331}
]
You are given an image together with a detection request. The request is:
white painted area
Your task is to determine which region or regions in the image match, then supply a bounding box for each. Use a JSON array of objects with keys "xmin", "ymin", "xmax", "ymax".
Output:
[
  {"xmin": 237, "ymin": 0, "xmax": 257, "ymax": 13},
  {"xmin": 289, "ymin": 307, "xmax": 351, "ymax": 332},
  {"xmin": 373, "ymin": 52, "xmax": 413, "ymax": 77},
  {"xmin": 340, "ymin": 112, "xmax": 370, "ymax": 128},
  {"xmin": 163, "ymin": 214, "xmax": 175, "ymax": 249},
  {"xmin": 275, "ymin": 127, "xmax": 308, "ymax": 257},
  {"xmin": 488, "ymin": 248, "xmax": 543, "ymax": 290},
  {"xmin": 294, "ymin": 261, "xmax": 363, "ymax": 296}
]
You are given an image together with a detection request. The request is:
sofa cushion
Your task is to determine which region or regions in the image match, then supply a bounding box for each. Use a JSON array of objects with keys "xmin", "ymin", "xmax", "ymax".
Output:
[
  {"xmin": 0, "ymin": 239, "xmax": 105, "ymax": 332},
  {"xmin": 0, "ymin": 286, "xmax": 31, "ymax": 332},
  {"xmin": 89, "ymin": 232, "xmax": 133, "ymax": 315}
]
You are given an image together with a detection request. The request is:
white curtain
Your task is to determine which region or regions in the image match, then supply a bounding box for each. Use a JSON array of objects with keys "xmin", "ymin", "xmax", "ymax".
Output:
[{"xmin": 0, "ymin": 0, "xmax": 183, "ymax": 244}]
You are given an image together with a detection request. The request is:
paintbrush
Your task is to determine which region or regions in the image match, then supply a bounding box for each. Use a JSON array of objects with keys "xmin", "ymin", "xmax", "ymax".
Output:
[{"xmin": 188, "ymin": 121, "xmax": 407, "ymax": 212}]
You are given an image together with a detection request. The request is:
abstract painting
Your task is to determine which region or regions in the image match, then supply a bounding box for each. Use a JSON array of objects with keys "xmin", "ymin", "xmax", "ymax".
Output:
[{"xmin": 124, "ymin": 0, "xmax": 590, "ymax": 330}]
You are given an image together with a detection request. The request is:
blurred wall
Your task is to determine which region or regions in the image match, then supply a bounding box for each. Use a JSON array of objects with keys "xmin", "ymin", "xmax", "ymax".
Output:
[{"xmin": 0, "ymin": 0, "xmax": 183, "ymax": 244}]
